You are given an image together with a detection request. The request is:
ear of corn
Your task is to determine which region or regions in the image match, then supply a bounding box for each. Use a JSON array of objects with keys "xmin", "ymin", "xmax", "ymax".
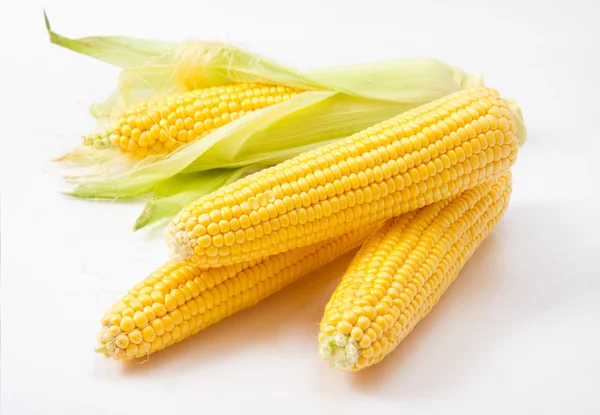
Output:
[
  {"xmin": 96, "ymin": 224, "xmax": 378, "ymax": 361},
  {"xmin": 318, "ymin": 171, "xmax": 512, "ymax": 370},
  {"xmin": 166, "ymin": 87, "xmax": 521, "ymax": 267},
  {"xmin": 84, "ymin": 83, "xmax": 303, "ymax": 159}
]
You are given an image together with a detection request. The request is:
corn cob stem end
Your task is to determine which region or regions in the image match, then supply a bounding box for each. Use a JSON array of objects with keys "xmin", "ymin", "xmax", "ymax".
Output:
[{"xmin": 319, "ymin": 333, "xmax": 359, "ymax": 370}]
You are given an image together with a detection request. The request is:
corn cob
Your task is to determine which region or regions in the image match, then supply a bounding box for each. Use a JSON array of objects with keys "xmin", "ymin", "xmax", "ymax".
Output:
[
  {"xmin": 166, "ymin": 87, "xmax": 521, "ymax": 267},
  {"xmin": 317, "ymin": 172, "xmax": 512, "ymax": 370},
  {"xmin": 84, "ymin": 83, "xmax": 303, "ymax": 158},
  {"xmin": 96, "ymin": 224, "xmax": 378, "ymax": 361}
]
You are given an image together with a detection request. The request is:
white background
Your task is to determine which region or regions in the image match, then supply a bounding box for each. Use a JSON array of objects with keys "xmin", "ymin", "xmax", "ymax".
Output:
[{"xmin": 1, "ymin": 0, "xmax": 599, "ymax": 414}]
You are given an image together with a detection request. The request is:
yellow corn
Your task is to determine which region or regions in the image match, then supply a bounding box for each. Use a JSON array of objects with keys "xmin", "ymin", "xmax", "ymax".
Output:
[
  {"xmin": 318, "ymin": 171, "xmax": 512, "ymax": 370},
  {"xmin": 166, "ymin": 87, "xmax": 520, "ymax": 267},
  {"xmin": 84, "ymin": 83, "xmax": 303, "ymax": 158},
  {"xmin": 96, "ymin": 224, "xmax": 377, "ymax": 361}
]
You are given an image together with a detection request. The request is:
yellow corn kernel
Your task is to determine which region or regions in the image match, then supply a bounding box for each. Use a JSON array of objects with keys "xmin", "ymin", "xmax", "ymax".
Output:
[
  {"xmin": 167, "ymin": 88, "xmax": 522, "ymax": 267},
  {"xmin": 318, "ymin": 171, "xmax": 512, "ymax": 371},
  {"xmin": 95, "ymin": 224, "xmax": 378, "ymax": 361}
]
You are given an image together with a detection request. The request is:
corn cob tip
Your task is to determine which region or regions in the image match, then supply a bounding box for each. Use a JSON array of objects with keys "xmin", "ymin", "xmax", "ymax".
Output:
[
  {"xmin": 82, "ymin": 132, "xmax": 113, "ymax": 148},
  {"xmin": 165, "ymin": 227, "xmax": 193, "ymax": 261},
  {"xmin": 95, "ymin": 324, "xmax": 137, "ymax": 362},
  {"xmin": 319, "ymin": 333, "xmax": 360, "ymax": 371},
  {"xmin": 95, "ymin": 327, "xmax": 117, "ymax": 359}
]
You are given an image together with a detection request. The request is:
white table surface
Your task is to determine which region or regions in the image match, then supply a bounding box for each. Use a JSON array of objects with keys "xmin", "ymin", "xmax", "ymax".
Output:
[{"xmin": 2, "ymin": 1, "xmax": 599, "ymax": 414}]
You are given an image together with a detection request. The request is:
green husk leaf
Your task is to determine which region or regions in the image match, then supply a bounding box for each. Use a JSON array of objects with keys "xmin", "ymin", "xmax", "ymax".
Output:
[
  {"xmin": 305, "ymin": 59, "xmax": 479, "ymax": 104},
  {"xmin": 45, "ymin": 10, "xmax": 175, "ymax": 68},
  {"xmin": 133, "ymin": 166, "xmax": 262, "ymax": 230},
  {"xmin": 181, "ymin": 93, "xmax": 416, "ymax": 172}
]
